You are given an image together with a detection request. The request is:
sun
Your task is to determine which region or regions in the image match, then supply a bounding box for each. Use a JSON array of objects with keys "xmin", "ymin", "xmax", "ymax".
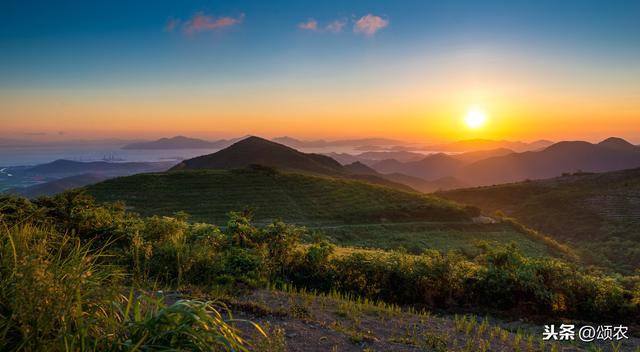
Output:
[{"xmin": 464, "ymin": 107, "xmax": 487, "ymax": 129}]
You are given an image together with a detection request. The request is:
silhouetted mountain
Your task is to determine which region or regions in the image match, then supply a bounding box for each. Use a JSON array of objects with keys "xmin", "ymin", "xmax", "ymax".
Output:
[
  {"xmin": 458, "ymin": 138, "xmax": 640, "ymax": 186},
  {"xmin": 325, "ymin": 153, "xmax": 369, "ymax": 165},
  {"xmin": 449, "ymin": 148, "xmax": 515, "ymax": 163},
  {"xmin": 597, "ymin": 137, "xmax": 639, "ymax": 152},
  {"xmin": 372, "ymin": 153, "xmax": 464, "ymax": 181},
  {"xmin": 369, "ymin": 148, "xmax": 516, "ymax": 181},
  {"xmin": 343, "ymin": 161, "xmax": 379, "ymax": 175},
  {"xmin": 171, "ymin": 136, "xmax": 344, "ymax": 174},
  {"xmin": 426, "ymin": 139, "xmax": 553, "ymax": 153},
  {"xmin": 272, "ymin": 136, "xmax": 403, "ymax": 148},
  {"xmin": 8, "ymin": 173, "xmax": 108, "ymax": 198},
  {"xmin": 170, "ymin": 136, "xmax": 414, "ymax": 191},
  {"xmin": 122, "ymin": 136, "xmax": 239, "ymax": 150},
  {"xmin": 382, "ymin": 173, "xmax": 466, "ymax": 193},
  {"xmin": 325, "ymin": 151, "xmax": 425, "ymax": 166},
  {"xmin": 356, "ymin": 151, "xmax": 426, "ymax": 162}
]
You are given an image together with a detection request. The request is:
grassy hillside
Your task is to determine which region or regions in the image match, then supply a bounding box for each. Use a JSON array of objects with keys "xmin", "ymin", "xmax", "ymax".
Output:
[
  {"xmin": 85, "ymin": 167, "xmax": 576, "ymax": 258},
  {"xmin": 87, "ymin": 167, "xmax": 476, "ymax": 226},
  {"xmin": 440, "ymin": 167, "xmax": 640, "ymax": 273},
  {"xmin": 316, "ymin": 222, "xmax": 553, "ymax": 257}
]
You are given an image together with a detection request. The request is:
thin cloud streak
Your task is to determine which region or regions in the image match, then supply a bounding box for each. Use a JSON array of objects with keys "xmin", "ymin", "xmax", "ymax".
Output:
[
  {"xmin": 166, "ymin": 12, "xmax": 244, "ymax": 35},
  {"xmin": 326, "ymin": 20, "xmax": 346, "ymax": 33},
  {"xmin": 299, "ymin": 18, "xmax": 346, "ymax": 33}
]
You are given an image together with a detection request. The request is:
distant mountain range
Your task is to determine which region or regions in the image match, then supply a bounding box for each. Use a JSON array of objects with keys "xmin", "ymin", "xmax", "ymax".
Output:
[
  {"xmin": 364, "ymin": 137, "xmax": 640, "ymax": 187},
  {"xmin": 272, "ymin": 136, "xmax": 404, "ymax": 149},
  {"xmin": 122, "ymin": 136, "xmax": 241, "ymax": 150},
  {"xmin": 456, "ymin": 137, "xmax": 640, "ymax": 186},
  {"xmin": 6, "ymin": 135, "xmax": 640, "ymax": 197},
  {"xmin": 424, "ymin": 139, "xmax": 554, "ymax": 153},
  {"xmin": 370, "ymin": 148, "xmax": 514, "ymax": 181},
  {"xmin": 327, "ymin": 151, "xmax": 426, "ymax": 165}
]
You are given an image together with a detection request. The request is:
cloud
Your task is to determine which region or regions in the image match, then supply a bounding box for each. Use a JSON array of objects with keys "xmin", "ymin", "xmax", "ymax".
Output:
[
  {"xmin": 299, "ymin": 18, "xmax": 346, "ymax": 33},
  {"xmin": 326, "ymin": 20, "xmax": 346, "ymax": 33},
  {"xmin": 298, "ymin": 19, "xmax": 318, "ymax": 31},
  {"xmin": 169, "ymin": 12, "xmax": 244, "ymax": 35},
  {"xmin": 353, "ymin": 14, "xmax": 388, "ymax": 36},
  {"xmin": 165, "ymin": 18, "xmax": 180, "ymax": 32}
]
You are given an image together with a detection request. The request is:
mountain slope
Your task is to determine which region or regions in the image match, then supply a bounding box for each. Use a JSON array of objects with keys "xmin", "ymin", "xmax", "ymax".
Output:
[
  {"xmin": 458, "ymin": 138, "xmax": 640, "ymax": 186},
  {"xmin": 425, "ymin": 139, "xmax": 553, "ymax": 152},
  {"xmin": 169, "ymin": 136, "xmax": 416, "ymax": 192},
  {"xmin": 372, "ymin": 153, "xmax": 464, "ymax": 180},
  {"xmin": 87, "ymin": 168, "xmax": 477, "ymax": 225},
  {"xmin": 170, "ymin": 136, "xmax": 344, "ymax": 174},
  {"xmin": 440, "ymin": 167, "xmax": 640, "ymax": 273},
  {"xmin": 449, "ymin": 148, "xmax": 514, "ymax": 163}
]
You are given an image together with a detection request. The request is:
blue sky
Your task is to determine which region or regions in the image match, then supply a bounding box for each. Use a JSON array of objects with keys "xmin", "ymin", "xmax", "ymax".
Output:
[{"xmin": 1, "ymin": 0, "xmax": 639, "ymax": 141}]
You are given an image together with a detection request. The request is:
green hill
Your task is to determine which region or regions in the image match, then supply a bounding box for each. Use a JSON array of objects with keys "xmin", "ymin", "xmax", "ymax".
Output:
[
  {"xmin": 85, "ymin": 167, "xmax": 570, "ymax": 257},
  {"xmin": 87, "ymin": 167, "xmax": 475, "ymax": 226},
  {"xmin": 439, "ymin": 167, "xmax": 640, "ymax": 273}
]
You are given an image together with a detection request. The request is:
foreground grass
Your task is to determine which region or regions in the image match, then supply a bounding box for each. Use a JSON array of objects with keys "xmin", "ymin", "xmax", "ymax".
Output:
[
  {"xmin": 0, "ymin": 225, "xmax": 264, "ymax": 351},
  {"xmin": 1, "ymin": 192, "xmax": 639, "ymax": 351},
  {"xmin": 223, "ymin": 287, "xmax": 640, "ymax": 351}
]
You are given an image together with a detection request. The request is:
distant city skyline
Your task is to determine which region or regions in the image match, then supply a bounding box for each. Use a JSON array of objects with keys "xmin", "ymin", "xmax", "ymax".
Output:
[{"xmin": 1, "ymin": 0, "xmax": 639, "ymax": 142}]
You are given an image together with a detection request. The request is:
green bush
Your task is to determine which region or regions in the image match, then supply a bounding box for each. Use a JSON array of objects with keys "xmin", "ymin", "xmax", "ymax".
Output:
[{"xmin": 1, "ymin": 192, "xmax": 638, "ymax": 328}]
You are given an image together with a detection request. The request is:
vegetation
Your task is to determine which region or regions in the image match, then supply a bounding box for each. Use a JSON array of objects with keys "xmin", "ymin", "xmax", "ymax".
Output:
[
  {"xmin": 0, "ymin": 192, "xmax": 640, "ymax": 328},
  {"xmin": 440, "ymin": 167, "xmax": 640, "ymax": 274},
  {"xmin": 0, "ymin": 223, "xmax": 263, "ymax": 351},
  {"xmin": 316, "ymin": 221, "xmax": 557, "ymax": 257},
  {"xmin": 86, "ymin": 167, "xmax": 478, "ymax": 225}
]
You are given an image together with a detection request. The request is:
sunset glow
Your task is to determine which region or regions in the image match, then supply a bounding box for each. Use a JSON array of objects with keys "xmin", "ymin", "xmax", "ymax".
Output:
[
  {"xmin": 0, "ymin": 1, "xmax": 639, "ymax": 143},
  {"xmin": 464, "ymin": 108, "xmax": 487, "ymax": 129}
]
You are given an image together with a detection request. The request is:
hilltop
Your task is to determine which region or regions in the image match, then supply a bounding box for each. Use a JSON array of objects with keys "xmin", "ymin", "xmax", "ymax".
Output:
[
  {"xmin": 440, "ymin": 167, "xmax": 640, "ymax": 273},
  {"xmin": 169, "ymin": 136, "xmax": 415, "ymax": 191},
  {"xmin": 171, "ymin": 136, "xmax": 344, "ymax": 174}
]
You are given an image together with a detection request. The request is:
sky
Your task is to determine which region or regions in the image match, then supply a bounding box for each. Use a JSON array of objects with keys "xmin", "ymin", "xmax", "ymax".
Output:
[{"xmin": 1, "ymin": 0, "xmax": 639, "ymax": 143}]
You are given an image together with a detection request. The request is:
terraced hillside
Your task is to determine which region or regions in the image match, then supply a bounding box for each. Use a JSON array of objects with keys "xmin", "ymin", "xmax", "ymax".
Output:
[
  {"xmin": 440, "ymin": 167, "xmax": 640, "ymax": 273},
  {"xmin": 86, "ymin": 167, "xmax": 564, "ymax": 257}
]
